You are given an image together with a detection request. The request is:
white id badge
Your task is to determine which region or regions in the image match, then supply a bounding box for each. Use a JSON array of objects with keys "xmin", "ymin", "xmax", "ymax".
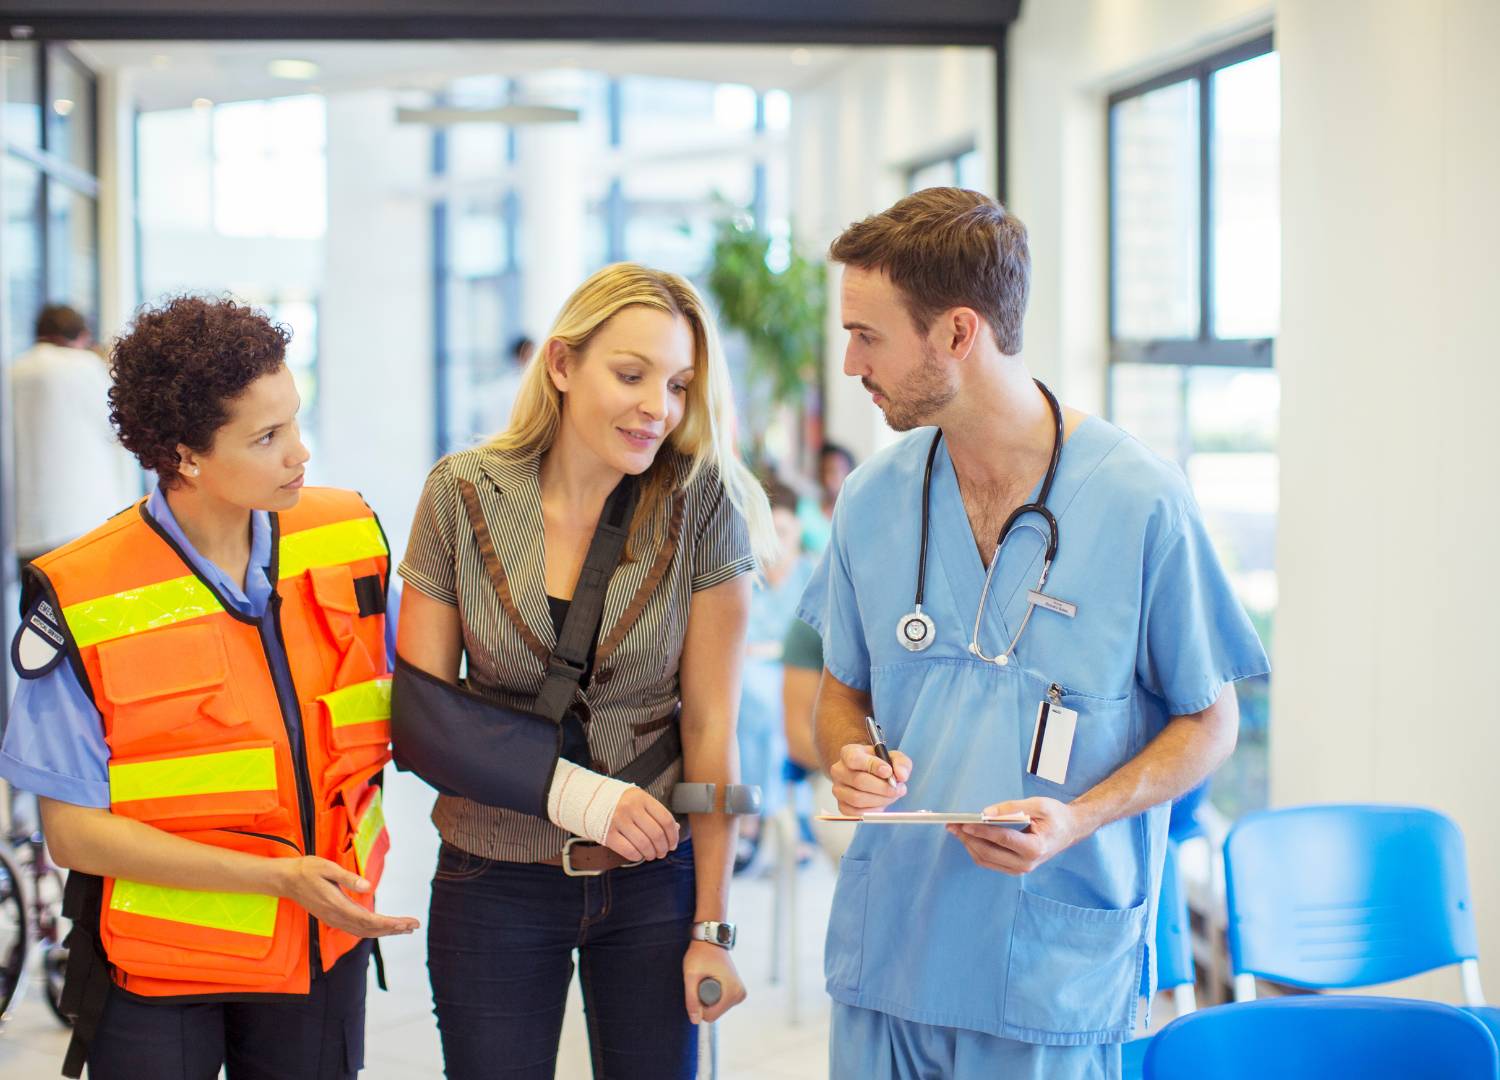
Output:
[{"xmin": 1026, "ymin": 700, "xmax": 1078, "ymax": 785}]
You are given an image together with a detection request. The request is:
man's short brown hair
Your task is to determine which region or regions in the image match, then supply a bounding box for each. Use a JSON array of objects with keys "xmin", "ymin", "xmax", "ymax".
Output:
[
  {"xmin": 828, "ymin": 187, "xmax": 1031, "ymax": 355},
  {"xmin": 35, "ymin": 304, "xmax": 88, "ymax": 342}
]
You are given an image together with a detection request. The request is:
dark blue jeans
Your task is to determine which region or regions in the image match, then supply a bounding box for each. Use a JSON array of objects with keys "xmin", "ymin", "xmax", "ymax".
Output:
[{"xmin": 427, "ymin": 839, "xmax": 698, "ymax": 1080}]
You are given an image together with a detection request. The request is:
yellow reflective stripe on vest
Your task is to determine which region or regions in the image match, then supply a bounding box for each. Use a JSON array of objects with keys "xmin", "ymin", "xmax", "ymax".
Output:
[
  {"xmin": 321, "ymin": 677, "xmax": 392, "ymax": 729},
  {"xmin": 110, "ymin": 746, "xmax": 277, "ymax": 805},
  {"xmin": 110, "ymin": 880, "xmax": 278, "ymax": 937},
  {"xmin": 279, "ymin": 517, "xmax": 387, "ymax": 579},
  {"xmin": 64, "ymin": 574, "xmax": 226, "ymax": 649},
  {"xmin": 353, "ymin": 788, "xmax": 386, "ymax": 875}
]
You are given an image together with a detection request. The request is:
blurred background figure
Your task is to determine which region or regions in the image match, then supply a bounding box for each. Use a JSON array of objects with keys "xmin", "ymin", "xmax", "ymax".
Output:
[
  {"xmin": 734, "ymin": 479, "xmax": 813, "ymax": 874},
  {"xmin": 489, "ymin": 333, "xmax": 535, "ymax": 433},
  {"xmin": 798, "ymin": 440, "xmax": 854, "ymax": 553},
  {"xmin": 10, "ymin": 304, "xmax": 140, "ymax": 565},
  {"xmin": 780, "ymin": 614, "xmax": 851, "ymax": 861}
]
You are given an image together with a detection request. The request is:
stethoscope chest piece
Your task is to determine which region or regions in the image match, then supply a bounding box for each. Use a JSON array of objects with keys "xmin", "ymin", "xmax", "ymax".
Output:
[{"xmin": 897, "ymin": 609, "xmax": 936, "ymax": 652}]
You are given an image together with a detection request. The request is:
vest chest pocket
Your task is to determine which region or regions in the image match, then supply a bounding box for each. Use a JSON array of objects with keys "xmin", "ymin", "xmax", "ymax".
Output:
[
  {"xmin": 294, "ymin": 563, "xmax": 385, "ymax": 690},
  {"xmin": 98, "ymin": 624, "xmax": 251, "ymax": 752},
  {"xmin": 316, "ymin": 677, "xmax": 393, "ymax": 798}
]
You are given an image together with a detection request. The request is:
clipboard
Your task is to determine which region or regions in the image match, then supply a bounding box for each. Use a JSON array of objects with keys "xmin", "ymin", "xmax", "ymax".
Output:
[{"xmin": 815, "ymin": 810, "xmax": 1031, "ymax": 828}]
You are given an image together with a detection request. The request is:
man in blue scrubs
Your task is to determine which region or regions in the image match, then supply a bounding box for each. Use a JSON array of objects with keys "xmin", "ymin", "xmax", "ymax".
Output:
[{"xmin": 799, "ymin": 188, "xmax": 1268, "ymax": 1078}]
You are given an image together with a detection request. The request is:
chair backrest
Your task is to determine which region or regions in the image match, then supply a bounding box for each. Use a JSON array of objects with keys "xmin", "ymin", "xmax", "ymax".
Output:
[
  {"xmin": 1167, "ymin": 779, "xmax": 1209, "ymax": 843},
  {"xmin": 1156, "ymin": 840, "xmax": 1194, "ymax": 992},
  {"xmin": 1224, "ymin": 804, "xmax": 1478, "ymax": 989},
  {"xmin": 1143, "ymin": 996, "xmax": 1499, "ymax": 1080}
]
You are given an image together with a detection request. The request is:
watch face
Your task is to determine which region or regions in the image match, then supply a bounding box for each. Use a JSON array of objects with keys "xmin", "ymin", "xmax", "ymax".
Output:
[{"xmin": 713, "ymin": 924, "xmax": 733, "ymax": 945}]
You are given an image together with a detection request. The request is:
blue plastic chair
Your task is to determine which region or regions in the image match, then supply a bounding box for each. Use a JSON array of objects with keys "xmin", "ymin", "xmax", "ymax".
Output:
[
  {"xmin": 1122, "ymin": 840, "xmax": 1197, "ymax": 1079},
  {"xmin": 1142, "ymin": 996, "xmax": 1499, "ymax": 1079},
  {"xmin": 1167, "ymin": 780, "xmax": 1210, "ymax": 843},
  {"xmin": 1224, "ymin": 803, "xmax": 1500, "ymax": 1044}
]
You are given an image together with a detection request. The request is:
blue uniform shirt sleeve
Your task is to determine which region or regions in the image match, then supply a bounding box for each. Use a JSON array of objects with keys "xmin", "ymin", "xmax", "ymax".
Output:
[
  {"xmin": 1, "ymin": 661, "xmax": 111, "ymax": 808},
  {"xmin": 384, "ymin": 577, "xmax": 402, "ymax": 664},
  {"xmin": 796, "ymin": 496, "xmax": 871, "ymax": 692},
  {"xmin": 1136, "ymin": 506, "xmax": 1270, "ymax": 717}
]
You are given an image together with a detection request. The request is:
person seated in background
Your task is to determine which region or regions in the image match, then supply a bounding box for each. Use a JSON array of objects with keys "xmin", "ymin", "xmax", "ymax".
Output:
[
  {"xmin": 797, "ymin": 441, "xmax": 856, "ymax": 554},
  {"xmin": 780, "ymin": 615, "xmax": 851, "ymax": 861},
  {"xmin": 733, "ymin": 480, "xmax": 813, "ymax": 874}
]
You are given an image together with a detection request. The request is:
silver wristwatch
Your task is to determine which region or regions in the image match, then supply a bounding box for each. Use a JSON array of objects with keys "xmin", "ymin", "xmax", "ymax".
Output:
[{"xmin": 691, "ymin": 920, "xmax": 736, "ymax": 950}]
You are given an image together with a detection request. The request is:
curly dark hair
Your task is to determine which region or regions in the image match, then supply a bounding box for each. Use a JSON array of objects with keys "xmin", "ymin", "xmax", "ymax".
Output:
[{"xmin": 108, "ymin": 296, "xmax": 290, "ymax": 488}]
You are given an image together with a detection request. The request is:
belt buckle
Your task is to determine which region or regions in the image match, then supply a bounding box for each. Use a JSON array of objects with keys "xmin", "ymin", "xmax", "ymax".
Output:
[
  {"xmin": 561, "ymin": 837, "xmax": 604, "ymax": 877},
  {"xmin": 561, "ymin": 837, "xmax": 643, "ymax": 877}
]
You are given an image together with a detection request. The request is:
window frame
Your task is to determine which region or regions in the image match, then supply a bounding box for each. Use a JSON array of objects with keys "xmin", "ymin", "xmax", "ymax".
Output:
[
  {"xmin": 904, "ymin": 143, "xmax": 978, "ymax": 194},
  {"xmin": 5, "ymin": 43, "xmax": 102, "ymax": 327},
  {"xmin": 1106, "ymin": 32, "xmax": 1275, "ymax": 372}
]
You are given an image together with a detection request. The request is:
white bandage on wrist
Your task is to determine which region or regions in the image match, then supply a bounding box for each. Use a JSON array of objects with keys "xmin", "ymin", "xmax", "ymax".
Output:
[{"xmin": 546, "ymin": 758, "xmax": 634, "ymax": 845}]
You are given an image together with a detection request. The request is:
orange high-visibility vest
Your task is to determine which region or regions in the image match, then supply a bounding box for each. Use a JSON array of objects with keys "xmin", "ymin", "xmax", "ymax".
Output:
[{"xmin": 30, "ymin": 487, "xmax": 392, "ymax": 999}]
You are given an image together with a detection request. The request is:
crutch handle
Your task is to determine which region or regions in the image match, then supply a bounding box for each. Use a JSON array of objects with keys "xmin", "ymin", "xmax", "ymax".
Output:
[{"xmin": 697, "ymin": 977, "xmax": 722, "ymax": 1007}]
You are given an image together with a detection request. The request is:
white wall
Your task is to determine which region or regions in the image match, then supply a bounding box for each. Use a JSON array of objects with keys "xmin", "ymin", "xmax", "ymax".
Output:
[
  {"xmin": 790, "ymin": 47, "xmax": 996, "ymax": 464},
  {"xmin": 1274, "ymin": 0, "xmax": 1500, "ymax": 995}
]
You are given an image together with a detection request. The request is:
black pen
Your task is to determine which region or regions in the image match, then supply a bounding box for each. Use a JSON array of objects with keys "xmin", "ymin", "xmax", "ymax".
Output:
[{"xmin": 864, "ymin": 715, "xmax": 899, "ymax": 790}]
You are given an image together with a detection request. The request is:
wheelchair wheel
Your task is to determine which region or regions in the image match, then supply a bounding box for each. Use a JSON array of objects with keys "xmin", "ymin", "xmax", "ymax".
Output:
[
  {"xmin": 0, "ymin": 845, "xmax": 29, "ymax": 1022},
  {"xmin": 10, "ymin": 840, "xmax": 71, "ymax": 1027}
]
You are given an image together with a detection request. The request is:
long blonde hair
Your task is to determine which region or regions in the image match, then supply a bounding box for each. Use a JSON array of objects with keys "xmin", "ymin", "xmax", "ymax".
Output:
[{"xmin": 491, "ymin": 263, "xmax": 776, "ymax": 567}]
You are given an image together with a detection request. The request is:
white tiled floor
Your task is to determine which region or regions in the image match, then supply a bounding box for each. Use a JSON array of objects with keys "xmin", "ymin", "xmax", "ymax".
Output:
[{"xmin": 0, "ymin": 768, "xmax": 837, "ymax": 1079}]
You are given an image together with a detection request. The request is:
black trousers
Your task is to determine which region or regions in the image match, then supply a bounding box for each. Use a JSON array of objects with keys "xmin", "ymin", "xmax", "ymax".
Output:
[{"xmin": 85, "ymin": 940, "xmax": 371, "ymax": 1080}]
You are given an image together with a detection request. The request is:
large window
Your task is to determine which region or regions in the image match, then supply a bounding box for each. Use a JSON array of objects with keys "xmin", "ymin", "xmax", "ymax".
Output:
[
  {"xmin": 2, "ymin": 43, "xmax": 100, "ymax": 357},
  {"xmin": 2, "ymin": 42, "xmax": 101, "ymax": 729},
  {"xmin": 430, "ymin": 71, "xmax": 789, "ymax": 458},
  {"xmin": 1108, "ymin": 36, "xmax": 1278, "ymax": 820},
  {"xmin": 211, "ymin": 96, "xmax": 326, "ymax": 239},
  {"xmin": 136, "ymin": 96, "xmax": 325, "ymax": 448}
]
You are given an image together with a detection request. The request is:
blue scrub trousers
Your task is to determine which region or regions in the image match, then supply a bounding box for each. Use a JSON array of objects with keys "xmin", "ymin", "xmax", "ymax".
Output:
[{"xmin": 832, "ymin": 1003, "xmax": 1121, "ymax": 1080}]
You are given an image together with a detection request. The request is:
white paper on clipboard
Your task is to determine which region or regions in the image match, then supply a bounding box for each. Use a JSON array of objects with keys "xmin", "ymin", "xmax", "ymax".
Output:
[{"xmin": 815, "ymin": 810, "xmax": 1031, "ymax": 828}]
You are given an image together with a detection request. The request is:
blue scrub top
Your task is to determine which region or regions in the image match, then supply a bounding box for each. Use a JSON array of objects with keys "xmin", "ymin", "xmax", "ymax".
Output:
[
  {"xmin": 1, "ymin": 488, "xmax": 397, "ymax": 808},
  {"xmin": 797, "ymin": 417, "xmax": 1268, "ymax": 1045}
]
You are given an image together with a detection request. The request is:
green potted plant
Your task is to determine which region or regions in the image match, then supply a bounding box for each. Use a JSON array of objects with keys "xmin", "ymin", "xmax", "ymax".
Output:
[{"xmin": 706, "ymin": 215, "xmax": 826, "ymax": 448}]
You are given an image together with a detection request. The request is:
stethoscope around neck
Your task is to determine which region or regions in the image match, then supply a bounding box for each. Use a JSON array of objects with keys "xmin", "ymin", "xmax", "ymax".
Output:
[{"xmin": 897, "ymin": 378, "xmax": 1064, "ymax": 667}]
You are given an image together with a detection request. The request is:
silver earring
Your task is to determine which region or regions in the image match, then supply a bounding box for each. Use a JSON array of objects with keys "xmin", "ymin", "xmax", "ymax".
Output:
[{"xmin": 187, "ymin": 465, "xmax": 200, "ymax": 477}]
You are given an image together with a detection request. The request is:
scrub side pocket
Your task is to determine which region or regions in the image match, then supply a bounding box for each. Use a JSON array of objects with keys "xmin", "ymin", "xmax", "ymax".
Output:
[
  {"xmin": 825, "ymin": 855, "xmax": 871, "ymax": 994},
  {"xmin": 1002, "ymin": 888, "xmax": 1147, "ymax": 1039}
]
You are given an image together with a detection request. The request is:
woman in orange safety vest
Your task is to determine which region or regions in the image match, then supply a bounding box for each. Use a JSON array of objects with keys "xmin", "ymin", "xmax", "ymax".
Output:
[{"xmin": 0, "ymin": 296, "xmax": 417, "ymax": 1079}]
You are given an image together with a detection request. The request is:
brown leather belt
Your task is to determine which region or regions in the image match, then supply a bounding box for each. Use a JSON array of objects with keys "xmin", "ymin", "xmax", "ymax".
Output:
[{"xmin": 540, "ymin": 837, "xmax": 641, "ymax": 877}]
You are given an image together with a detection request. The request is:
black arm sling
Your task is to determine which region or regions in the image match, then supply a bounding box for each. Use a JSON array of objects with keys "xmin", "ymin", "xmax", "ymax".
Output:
[{"xmin": 392, "ymin": 472, "xmax": 679, "ymax": 817}]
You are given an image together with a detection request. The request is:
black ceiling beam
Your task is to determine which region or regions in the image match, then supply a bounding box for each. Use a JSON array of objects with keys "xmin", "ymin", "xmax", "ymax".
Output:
[{"xmin": 1, "ymin": 1, "xmax": 1021, "ymax": 44}]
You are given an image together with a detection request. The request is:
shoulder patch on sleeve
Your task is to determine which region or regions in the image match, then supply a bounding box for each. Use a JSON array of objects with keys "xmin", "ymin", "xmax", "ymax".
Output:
[{"xmin": 12, "ymin": 595, "xmax": 69, "ymax": 679}]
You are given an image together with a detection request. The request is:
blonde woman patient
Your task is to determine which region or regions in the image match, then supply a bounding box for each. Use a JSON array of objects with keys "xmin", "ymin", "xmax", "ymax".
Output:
[{"xmin": 397, "ymin": 263, "xmax": 775, "ymax": 1079}]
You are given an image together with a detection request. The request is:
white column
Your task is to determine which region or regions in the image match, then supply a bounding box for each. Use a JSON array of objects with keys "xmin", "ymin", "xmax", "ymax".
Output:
[
  {"xmin": 319, "ymin": 90, "xmax": 434, "ymax": 556},
  {"xmin": 515, "ymin": 71, "xmax": 588, "ymax": 340},
  {"xmin": 95, "ymin": 68, "xmax": 136, "ymax": 340}
]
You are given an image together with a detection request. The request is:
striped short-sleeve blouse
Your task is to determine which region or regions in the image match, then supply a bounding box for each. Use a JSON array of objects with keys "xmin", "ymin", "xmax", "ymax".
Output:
[{"xmin": 398, "ymin": 444, "xmax": 755, "ymax": 862}]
